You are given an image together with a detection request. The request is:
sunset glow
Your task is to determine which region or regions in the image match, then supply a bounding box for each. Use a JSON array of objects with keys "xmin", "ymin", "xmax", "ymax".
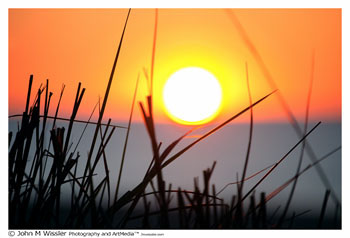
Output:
[
  {"xmin": 7, "ymin": 8, "xmax": 342, "ymax": 230},
  {"xmin": 162, "ymin": 67, "xmax": 222, "ymax": 125},
  {"xmin": 8, "ymin": 9, "xmax": 341, "ymax": 123}
]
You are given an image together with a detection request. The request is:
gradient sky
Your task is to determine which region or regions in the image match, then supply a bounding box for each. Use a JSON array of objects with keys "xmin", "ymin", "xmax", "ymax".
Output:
[
  {"xmin": 8, "ymin": 9, "xmax": 341, "ymax": 125},
  {"xmin": 7, "ymin": 9, "xmax": 342, "ymax": 225}
]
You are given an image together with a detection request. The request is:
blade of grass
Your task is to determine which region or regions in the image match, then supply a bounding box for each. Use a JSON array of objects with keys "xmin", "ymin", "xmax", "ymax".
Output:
[
  {"xmin": 111, "ymin": 91, "xmax": 275, "ymax": 217},
  {"xmin": 225, "ymin": 9, "xmax": 339, "ymax": 205},
  {"xmin": 143, "ymin": 67, "xmax": 151, "ymax": 94},
  {"xmin": 268, "ymin": 205, "xmax": 281, "ymax": 227},
  {"xmin": 9, "ymin": 132, "xmax": 13, "ymax": 147},
  {"xmin": 249, "ymin": 195, "xmax": 257, "ymax": 228},
  {"xmin": 92, "ymin": 124, "xmax": 116, "ymax": 172},
  {"xmin": 72, "ymin": 99, "xmax": 100, "ymax": 155},
  {"xmin": 14, "ymin": 92, "xmax": 41, "ymax": 222},
  {"xmin": 258, "ymin": 192, "xmax": 267, "ymax": 228},
  {"xmin": 288, "ymin": 212, "xmax": 296, "ymax": 228},
  {"xmin": 285, "ymin": 209, "xmax": 311, "ymax": 222},
  {"xmin": 216, "ymin": 163, "xmax": 274, "ymax": 196},
  {"xmin": 161, "ymin": 90, "xmax": 276, "ymax": 170},
  {"xmin": 333, "ymin": 203, "xmax": 340, "ymax": 228},
  {"xmin": 264, "ymin": 146, "xmax": 341, "ymax": 204},
  {"xmin": 115, "ymin": 73, "xmax": 140, "ymax": 201},
  {"xmin": 177, "ymin": 188, "xmax": 186, "ymax": 228},
  {"xmin": 232, "ymin": 121, "xmax": 321, "ymax": 212},
  {"xmin": 25, "ymin": 75, "xmax": 33, "ymax": 115},
  {"xmin": 150, "ymin": 8, "xmax": 158, "ymax": 96},
  {"xmin": 41, "ymin": 84, "xmax": 65, "ymax": 183},
  {"xmin": 277, "ymin": 51, "xmax": 315, "ymax": 227},
  {"xmin": 9, "ymin": 114, "xmax": 127, "ymax": 129},
  {"xmin": 141, "ymin": 191, "xmax": 151, "ymax": 228},
  {"xmin": 212, "ymin": 185, "xmax": 218, "ymax": 227},
  {"xmin": 145, "ymin": 142, "xmax": 162, "ymax": 177},
  {"xmin": 239, "ymin": 62, "xmax": 254, "ymax": 200},
  {"xmin": 98, "ymin": 138, "xmax": 112, "ymax": 209},
  {"xmin": 139, "ymin": 95, "xmax": 168, "ymax": 228},
  {"xmin": 317, "ymin": 189, "xmax": 331, "ymax": 228},
  {"xmin": 80, "ymin": 9, "xmax": 131, "ymax": 195},
  {"xmin": 114, "ymin": 126, "xmax": 193, "ymax": 227},
  {"xmin": 63, "ymin": 82, "xmax": 85, "ymax": 157}
]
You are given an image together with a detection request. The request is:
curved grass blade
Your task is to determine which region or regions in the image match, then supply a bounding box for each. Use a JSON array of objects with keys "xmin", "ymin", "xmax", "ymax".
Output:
[
  {"xmin": 115, "ymin": 74, "xmax": 140, "ymax": 201},
  {"xmin": 216, "ymin": 163, "xmax": 274, "ymax": 196},
  {"xmin": 277, "ymin": 51, "xmax": 315, "ymax": 227},
  {"xmin": 239, "ymin": 62, "xmax": 254, "ymax": 196},
  {"xmin": 231, "ymin": 121, "xmax": 321, "ymax": 212},
  {"xmin": 225, "ymin": 9, "xmax": 339, "ymax": 205},
  {"xmin": 9, "ymin": 114, "xmax": 127, "ymax": 129},
  {"xmin": 110, "ymin": 91, "xmax": 275, "ymax": 218},
  {"xmin": 264, "ymin": 146, "xmax": 341, "ymax": 205},
  {"xmin": 80, "ymin": 8, "xmax": 131, "ymax": 194},
  {"xmin": 161, "ymin": 90, "xmax": 276, "ymax": 170}
]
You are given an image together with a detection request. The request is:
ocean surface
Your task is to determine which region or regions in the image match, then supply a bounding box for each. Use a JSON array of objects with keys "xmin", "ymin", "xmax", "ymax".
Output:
[{"xmin": 8, "ymin": 119, "xmax": 341, "ymax": 227}]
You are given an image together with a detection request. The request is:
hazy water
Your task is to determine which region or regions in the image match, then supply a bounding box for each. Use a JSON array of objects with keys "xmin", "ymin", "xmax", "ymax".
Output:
[{"xmin": 9, "ymin": 119, "xmax": 341, "ymax": 227}]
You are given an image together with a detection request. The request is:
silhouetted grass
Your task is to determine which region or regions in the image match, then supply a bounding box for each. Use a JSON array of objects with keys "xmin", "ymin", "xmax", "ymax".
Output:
[
  {"xmin": 225, "ymin": 9, "xmax": 339, "ymax": 206},
  {"xmin": 8, "ymin": 8, "xmax": 341, "ymax": 229}
]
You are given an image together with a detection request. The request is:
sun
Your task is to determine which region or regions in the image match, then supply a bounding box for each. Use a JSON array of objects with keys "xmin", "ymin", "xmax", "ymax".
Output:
[{"xmin": 162, "ymin": 67, "xmax": 222, "ymax": 125}]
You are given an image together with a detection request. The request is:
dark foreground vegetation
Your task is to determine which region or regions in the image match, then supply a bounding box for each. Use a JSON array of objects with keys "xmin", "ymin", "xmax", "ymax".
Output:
[{"xmin": 9, "ymin": 9, "xmax": 341, "ymax": 229}]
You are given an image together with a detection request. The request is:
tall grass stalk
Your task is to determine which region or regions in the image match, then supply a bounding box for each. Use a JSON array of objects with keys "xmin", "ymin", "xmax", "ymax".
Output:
[
  {"xmin": 8, "ymin": 9, "xmax": 341, "ymax": 229},
  {"xmin": 80, "ymin": 8, "xmax": 131, "ymax": 198},
  {"xmin": 277, "ymin": 50, "xmax": 315, "ymax": 227},
  {"xmin": 115, "ymin": 74, "xmax": 140, "ymax": 201},
  {"xmin": 240, "ymin": 62, "xmax": 253, "ymax": 189},
  {"xmin": 231, "ymin": 121, "xmax": 321, "ymax": 212},
  {"xmin": 225, "ymin": 9, "xmax": 339, "ymax": 205}
]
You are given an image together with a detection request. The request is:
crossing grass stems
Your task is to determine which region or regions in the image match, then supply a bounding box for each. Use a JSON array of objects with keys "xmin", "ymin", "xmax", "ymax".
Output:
[{"xmin": 8, "ymin": 9, "xmax": 341, "ymax": 229}]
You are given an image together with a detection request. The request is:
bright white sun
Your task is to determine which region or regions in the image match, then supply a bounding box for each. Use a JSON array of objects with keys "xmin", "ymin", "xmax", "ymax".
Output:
[{"xmin": 162, "ymin": 67, "xmax": 222, "ymax": 125}]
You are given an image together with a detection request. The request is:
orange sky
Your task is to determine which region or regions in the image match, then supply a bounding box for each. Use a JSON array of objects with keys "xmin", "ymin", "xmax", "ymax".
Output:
[{"xmin": 8, "ymin": 9, "xmax": 341, "ymax": 125}]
